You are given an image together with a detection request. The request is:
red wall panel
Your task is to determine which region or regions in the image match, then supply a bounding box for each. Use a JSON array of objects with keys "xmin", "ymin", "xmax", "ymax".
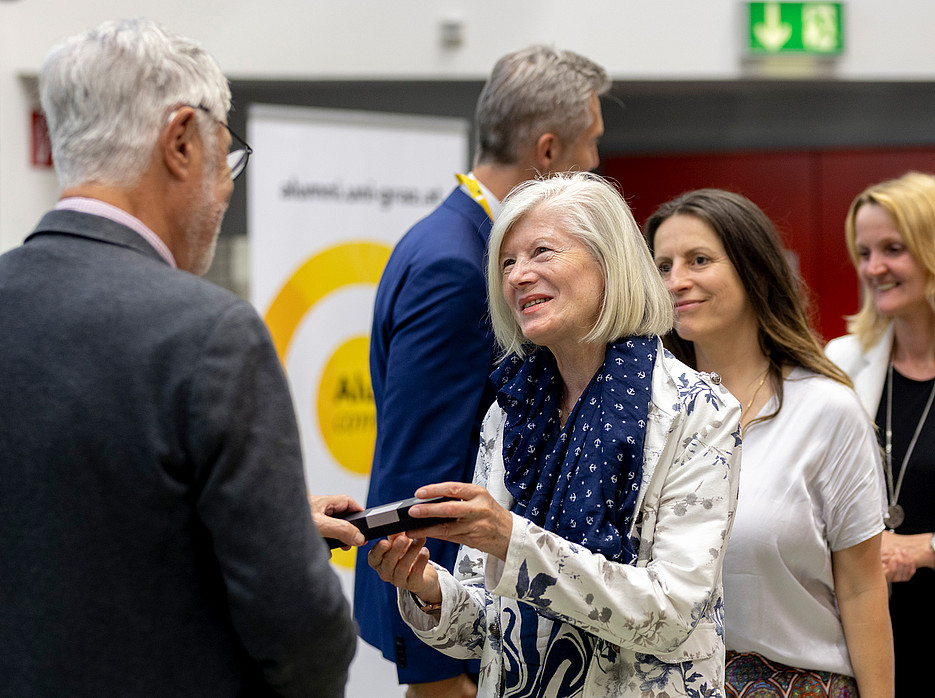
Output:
[{"xmin": 604, "ymin": 148, "xmax": 935, "ymax": 341}]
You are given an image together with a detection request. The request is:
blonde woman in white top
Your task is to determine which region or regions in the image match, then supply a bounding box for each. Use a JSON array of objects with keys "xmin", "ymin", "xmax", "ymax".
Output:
[{"xmin": 826, "ymin": 171, "xmax": 935, "ymax": 696}]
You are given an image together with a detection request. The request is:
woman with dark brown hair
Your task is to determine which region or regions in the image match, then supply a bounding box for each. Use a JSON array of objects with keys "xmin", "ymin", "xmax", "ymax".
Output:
[{"xmin": 646, "ymin": 188, "xmax": 893, "ymax": 697}]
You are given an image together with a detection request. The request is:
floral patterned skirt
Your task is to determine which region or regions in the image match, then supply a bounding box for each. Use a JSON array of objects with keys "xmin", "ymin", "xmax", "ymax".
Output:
[{"xmin": 725, "ymin": 651, "xmax": 858, "ymax": 697}]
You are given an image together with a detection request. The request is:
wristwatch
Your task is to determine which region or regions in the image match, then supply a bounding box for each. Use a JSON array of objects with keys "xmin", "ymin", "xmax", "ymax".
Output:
[
  {"xmin": 929, "ymin": 532, "xmax": 935, "ymax": 555},
  {"xmin": 410, "ymin": 592, "xmax": 442, "ymax": 614}
]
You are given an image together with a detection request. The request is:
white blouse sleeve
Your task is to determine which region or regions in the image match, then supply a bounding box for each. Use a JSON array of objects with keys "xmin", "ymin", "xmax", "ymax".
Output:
[{"xmin": 397, "ymin": 403, "xmax": 505, "ymax": 659}]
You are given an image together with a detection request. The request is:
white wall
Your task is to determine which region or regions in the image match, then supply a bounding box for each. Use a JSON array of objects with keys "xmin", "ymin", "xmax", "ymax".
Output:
[
  {"xmin": 3, "ymin": 0, "xmax": 935, "ymax": 249},
  {"xmin": 6, "ymin": 0, "xmax": 935, "ymax": 80}
]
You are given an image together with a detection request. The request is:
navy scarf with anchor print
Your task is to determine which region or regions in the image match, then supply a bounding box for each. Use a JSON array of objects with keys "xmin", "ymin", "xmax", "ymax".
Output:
[{"xmin": 491, "ymin": 337, "xmax": 656, "ymax": 564}]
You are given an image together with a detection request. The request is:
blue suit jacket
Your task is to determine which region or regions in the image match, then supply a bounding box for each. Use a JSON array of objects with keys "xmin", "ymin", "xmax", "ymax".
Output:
[{"xmin": 355, "ymin": 187, "xmax": 495, "ymax": 682}]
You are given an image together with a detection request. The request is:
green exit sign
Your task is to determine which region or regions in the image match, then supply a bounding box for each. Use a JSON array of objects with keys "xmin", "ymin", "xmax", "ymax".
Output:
[{"xmin": 748, "ymin": 2, "xmax": 844, "ymax": 55}]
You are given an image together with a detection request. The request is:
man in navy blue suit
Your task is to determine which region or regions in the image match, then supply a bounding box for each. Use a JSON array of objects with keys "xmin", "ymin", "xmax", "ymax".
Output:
[{"xmin": 355, "ymin": 45, "xmax": 610, "ymax": 698}]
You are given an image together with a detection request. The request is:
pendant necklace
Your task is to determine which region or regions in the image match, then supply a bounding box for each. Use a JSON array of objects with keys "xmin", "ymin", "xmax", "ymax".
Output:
[
  {"xmin": 740, "ymin": 368, "xmax": 769, "ymax": 432},
  {"xmin": 883, "ymin": 361, "xmax": 935, "ymax": 530}
]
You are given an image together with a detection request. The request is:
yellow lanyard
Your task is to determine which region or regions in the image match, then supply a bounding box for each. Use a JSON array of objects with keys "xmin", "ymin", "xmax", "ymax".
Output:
[{"xmin": 455, "ymin": 173, "xmax": 493, "ymax": 221}]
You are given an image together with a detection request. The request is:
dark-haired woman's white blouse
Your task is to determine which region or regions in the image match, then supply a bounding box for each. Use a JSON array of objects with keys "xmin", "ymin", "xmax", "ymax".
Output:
[{"xmin": 723, "ymin": 367, "xmax": 885, "ymax": 675}]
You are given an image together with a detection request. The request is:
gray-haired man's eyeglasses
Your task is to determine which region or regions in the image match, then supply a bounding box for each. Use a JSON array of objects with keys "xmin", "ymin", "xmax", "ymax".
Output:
[{"xmin": 190, "ymin": 104, "xmax": 253, "ymax": 181}]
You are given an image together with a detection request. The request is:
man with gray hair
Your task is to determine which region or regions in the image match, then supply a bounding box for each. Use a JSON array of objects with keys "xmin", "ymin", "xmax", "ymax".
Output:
[
  {"xmin": 356, "ymin": 45, "xmax": 609, "ymax": 698},
  {"xmin": 0, "ymin": 19, "xmax": 356, "ymax": 697}
]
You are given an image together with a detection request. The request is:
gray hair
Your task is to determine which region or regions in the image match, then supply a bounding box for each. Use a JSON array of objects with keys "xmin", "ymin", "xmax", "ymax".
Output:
[
  {"xmin": 487, "ymin": 173, "xmax": 674, "ymax": 358},
  {"xmin": 474, "ymin": 46, "xmax": 610, "ymax": 166},
  {"xmin": 39, "ymin": 18, "xmax": 231, "ymax": 189}
]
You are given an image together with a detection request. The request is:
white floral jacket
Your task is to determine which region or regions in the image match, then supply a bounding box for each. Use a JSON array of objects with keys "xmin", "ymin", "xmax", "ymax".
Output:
[{"xmin": 399, "ymin": 343, "xmax": 742, "ymax": 697}]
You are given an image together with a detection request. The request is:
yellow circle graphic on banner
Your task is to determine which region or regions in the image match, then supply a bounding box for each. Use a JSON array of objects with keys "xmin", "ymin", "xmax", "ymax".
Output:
[
  {"xmin": 317, "ymin": 336, "xmax": 375, "ymax": 475},
  {"xmin": 264, "ymin": 242, "xmax": 390, "ymax": 366},
  {"xmin": 263, "ymin": 242, "xmax": 390, "ymax": 473},
  {"xmin": 263, "ymin": 241, "xmax": 391, "ymax": 570},
  {"xmin": 330, "ymin": 542, "xmax": 356, "ymax": 569}
]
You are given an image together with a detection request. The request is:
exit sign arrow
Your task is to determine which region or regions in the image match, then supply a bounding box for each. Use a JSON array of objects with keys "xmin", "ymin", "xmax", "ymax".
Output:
[
  {"xmin": 754, "ymin": 3, "xmax": 793, "ymax": 51},
  {"xmin": 747, "ymin": 2, "xmax": 844, "ymax": 55}
]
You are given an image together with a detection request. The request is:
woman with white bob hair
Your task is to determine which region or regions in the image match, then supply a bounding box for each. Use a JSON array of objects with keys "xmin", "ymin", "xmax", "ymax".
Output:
[{"xmin": 369, "ymin": 172, "xmax": 742, "ymax": 698}]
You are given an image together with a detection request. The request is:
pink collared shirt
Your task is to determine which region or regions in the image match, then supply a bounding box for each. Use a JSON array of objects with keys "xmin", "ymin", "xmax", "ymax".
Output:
[{"xmin": 55, "ymin": 197, "xmax": 177, "ymax": 268}]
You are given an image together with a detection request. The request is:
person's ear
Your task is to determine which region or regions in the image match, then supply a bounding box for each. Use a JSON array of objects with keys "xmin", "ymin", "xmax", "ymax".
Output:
[
  {"xmin": 534, "ymin": 132, "xmax": 561, "ymax": 172},
  {"xmin": 162, "ymin": 107, "xmax": 199, "ymax": 181}
]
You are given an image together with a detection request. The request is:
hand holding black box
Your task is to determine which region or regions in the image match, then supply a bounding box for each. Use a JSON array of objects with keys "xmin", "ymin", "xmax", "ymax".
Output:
[{"xmin": 324, "ymin": 496, "xmax": 454, "ymax": 549}]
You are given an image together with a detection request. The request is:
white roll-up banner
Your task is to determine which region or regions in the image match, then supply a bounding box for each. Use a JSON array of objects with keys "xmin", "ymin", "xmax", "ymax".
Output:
[{"xmin": 247, "ymin": 103, "xmax": 469, "ymax": 696}]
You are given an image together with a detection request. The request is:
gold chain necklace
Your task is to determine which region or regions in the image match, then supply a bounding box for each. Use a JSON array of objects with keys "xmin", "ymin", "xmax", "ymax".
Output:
[
  {"xmin": 744, "ymin": 372, "xmax": 768, "ymax": 413},
  {"xmin": 740, "ymin": 369, "xmax": 769, "ymax": 430}
]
